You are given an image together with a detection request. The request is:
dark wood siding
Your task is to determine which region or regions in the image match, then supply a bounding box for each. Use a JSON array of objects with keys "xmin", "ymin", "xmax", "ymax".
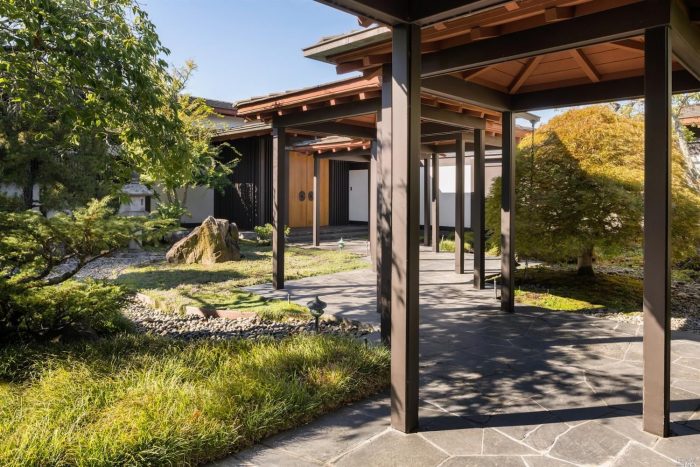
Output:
[
  {"xmin": 329, "ymin": 160, "xmax": 350, "ymax": 225},
  {"xmin": 214, "ymin": 136, "xmax": 272, "ymax": 230}
]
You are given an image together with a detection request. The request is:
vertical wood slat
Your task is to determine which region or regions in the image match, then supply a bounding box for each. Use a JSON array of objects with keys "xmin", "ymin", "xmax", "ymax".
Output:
[
  {"xmin": 377, "ymin": 64, "xmax": 392, "ymax": 346},
  {"xmin": 312, "ymin": 155, "xmax": 321, "ymax": 247},
  {"xmin": 272, "ymin": 127, "xmax": 287, "ymax": 290},
  {"xmin": 472, "ymin": 129, "xmax": 486, "ymax": 289},
  {"xmin": 501, "ymin": 112, "xmax": 515, "ymax": 312},
  {"xmin": 423, "ymin": 158, "xmax": 431, "ymax": 246},
  {"xmin": 431, "ymin": 153, "xmax": 440, "ymax": 252},
  {"xmin": 455, "ymin": 132, "xmax": 465, "ymax": 274},
  {"xmin": 390, "ymin": 23, "xmax": 421, "ymax": 434},
  {"xmin": 642, "ymin": 25, "xmax": 672, "ymax": 438}
]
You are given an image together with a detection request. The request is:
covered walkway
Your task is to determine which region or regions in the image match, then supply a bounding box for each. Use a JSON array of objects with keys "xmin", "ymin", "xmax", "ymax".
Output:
[{"xmin": 230, "ymin": 248, "xmax": 700, "ymax": 466}]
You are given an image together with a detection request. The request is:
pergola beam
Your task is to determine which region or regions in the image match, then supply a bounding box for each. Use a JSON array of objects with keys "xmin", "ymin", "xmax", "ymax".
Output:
[
  {"xmin": 421, "ymin": 105, "xmax": 486, "ymax": 129},
  {"xmin": 273, "ymin": 98, "xmax": 380, "ymax": 127},
  {"xmin": 421, "ymin": 1, "xmax": 671, "ymax": 77},
  {"xmin": 314, "ymin": 149, "xmax": 371, "ymax": 161},
  {"xmin": 291, "ymin": 122, "xmax": 377, "ymax": 139},
  {"xmin": 511, "ymin": 70, "xmax": 700, "ymax": 111},
  {"xmin": 421, "ymin": 75, "xmax": 511, "ymax": 111}
]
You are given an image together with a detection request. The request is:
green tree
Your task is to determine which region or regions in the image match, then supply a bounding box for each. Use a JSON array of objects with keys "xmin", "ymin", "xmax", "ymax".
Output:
[
  {"xmin": 0, "ymin": 197, "xmax": 174, "ymax": 339},
  {"xmin": 129, "ymin": 61, "xmax": 237, "ymax": 216},
  {"xmin": 486, "ymin": 106, "xmax": 700, "ymax": 275},
  {"xmin": 0, "ymin": 0, "xmax": 173, "ymax": 210}
]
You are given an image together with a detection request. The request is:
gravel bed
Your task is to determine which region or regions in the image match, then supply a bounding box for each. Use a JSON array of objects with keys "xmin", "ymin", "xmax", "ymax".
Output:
[
  {"xmin": 51, "ymin": 250, "xmax": 164, "ymax": 280},
  {"xmin": 122, "ymin": 297, "xmax": 377, "ymax": 341}
]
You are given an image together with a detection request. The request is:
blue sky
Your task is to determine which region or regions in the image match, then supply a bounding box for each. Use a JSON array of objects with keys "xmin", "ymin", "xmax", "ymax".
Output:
[{"xmin": 142, "ymin": 0, "xmax": 557, "ymax": 123}]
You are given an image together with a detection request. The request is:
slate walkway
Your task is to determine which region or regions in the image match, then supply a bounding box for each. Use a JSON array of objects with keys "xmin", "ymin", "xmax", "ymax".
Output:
[{"xmin": 229, "ymin": 247, "xmax": 700, "ymax": 466}]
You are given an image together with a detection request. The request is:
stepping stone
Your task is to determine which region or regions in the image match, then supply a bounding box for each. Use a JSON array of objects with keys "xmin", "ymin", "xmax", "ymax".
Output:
[
  {"xmin": 482, "ymin": 428, "xmax": 539, "ymax": 455},
  {"xmin": 440, "ymin": 456, "xmax": 526, "ymax": 467},
  {"xmin": 611, "ymin": 443, "xmax": 677, "ymax": 467}
]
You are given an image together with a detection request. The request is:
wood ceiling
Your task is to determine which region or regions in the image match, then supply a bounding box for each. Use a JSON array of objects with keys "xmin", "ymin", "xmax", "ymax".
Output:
[{"xmin": 324, "ymin": 0, "xmax": 691, "ymax": 95}]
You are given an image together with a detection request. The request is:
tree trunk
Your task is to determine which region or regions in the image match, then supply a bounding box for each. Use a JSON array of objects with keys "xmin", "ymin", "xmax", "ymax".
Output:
[{"xmin": 577, "ymin": 246, "xmax": 595, "ymax": 276}]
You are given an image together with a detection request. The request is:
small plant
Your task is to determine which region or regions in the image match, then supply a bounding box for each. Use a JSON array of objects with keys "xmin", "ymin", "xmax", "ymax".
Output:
[{"xmin": 254, "ymin": 223, "xmax": 290, "ymax": 245}]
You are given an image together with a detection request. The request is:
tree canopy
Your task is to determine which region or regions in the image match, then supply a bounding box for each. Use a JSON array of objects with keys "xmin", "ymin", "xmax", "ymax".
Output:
[
  {"xmin": 486, "ymin": 105, "xmax": 700, "ymax": 274},
  {"xmin": 0, "ymin": 0, "xmax": 174, "ymax": 210}
]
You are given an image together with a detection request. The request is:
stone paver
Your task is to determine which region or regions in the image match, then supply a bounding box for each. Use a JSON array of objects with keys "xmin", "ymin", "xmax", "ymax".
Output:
[{"xmin": 226, "ymin": 247, "xmax": 700, "ymax": 466}]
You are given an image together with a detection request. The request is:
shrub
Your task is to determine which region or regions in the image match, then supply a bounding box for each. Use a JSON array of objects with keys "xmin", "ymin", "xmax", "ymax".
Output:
[
  {"xmin": 439, "ymin": 231, "xmax": 474, "ymax": 252},
  {"xmin": 1, "ymin": 280, "xmax": 130, "ymax": 340},
  {"xmin": 254, "ymin": 223, "xmax": 291, "ymax": 245}
]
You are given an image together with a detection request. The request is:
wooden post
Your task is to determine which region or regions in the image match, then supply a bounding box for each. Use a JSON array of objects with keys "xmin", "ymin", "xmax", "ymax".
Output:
[
  {"xmin": 455, "ymin": 132, "xmax": 465, "ymax": 274},
  {"xmin": 501, "ymin": 112, "xmax": 515, "ymax": 312},
  {"xmin": 390, "ymin": 23, "xmax": 421, "ymax": 434},
  {"xmin": 472, "ymin": 129, "xmax": 486, "ymax": 289},
  {"xmin": 377, "ymin": 64, "xmax": 392, "ymax": 346},
  {"xmin": 370, "ymin": 141, "xmax": 378, "ymax": 268},
  {"xmin": 312, "ymin": 155, "xmax": 321, "ymax": 247},
  {"xmin": 642, "ymin": 25, "xmax": 672, "ymax": 438},
  {"xmin": 272, "ymin": 127, "xmax": 287, "ymax": 290},
  {"xmin": 431, "ymin": 153, "xmax": 440, "ymax": 252},
  {"xmin": 423, "ymin": 158, "xmax": 431, "ymax": 246}
]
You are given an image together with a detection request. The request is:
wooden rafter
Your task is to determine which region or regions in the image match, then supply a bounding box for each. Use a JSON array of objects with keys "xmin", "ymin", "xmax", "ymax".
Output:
[
  {"xmin": 508, "ymin": 56, "xmax": 543, "ymax": 94},
  {"xmin": 461, "ymin": 66, "xmax": 491, "ymax": 81},
  {"xmin": 570, "ymin": 48, "xmax": 601, "ymax": 82}
]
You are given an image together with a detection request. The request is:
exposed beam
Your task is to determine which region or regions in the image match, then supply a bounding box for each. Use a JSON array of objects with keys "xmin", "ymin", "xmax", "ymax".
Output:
[
  {"xmin": 570, "ymin": 49, "xmax": 601, "ymax": 83},
  {"xmin": 670, "ymin": 0, "xmax": 700, "ymax": 81},
  {"xmin": 414, "ymin": 0, "xmax": 518, "ymax": 26},
  {"xmin": 315, "ymin": 151, "xmax": 371, "ymax": 162},
  {"xmin": 544, "ymin": 6, "xmax": 575, "ymax": 22},
  {"xmin": 509, "ymin": 56, "xmax": 543, "ymax": 94},
  {"xmin": 273, "ymin": 98, "xmax": 380, "ymax": 127},
  {"xmin": 511, "ymin": 70, "xmax": 700, "ymax": 111},
  {"xmin": 642, "ymin": 25, "xmax": 672, "ymax": 439},
  {"xmin": 289, "ymin": 122, "xmax": 376, "ymax": 139},
  {"xmin": 421, "ymin": 75, "xmax": 511, "ymax": 111},
  {"xmin": 422, "ymin": 1, "xmax": 671, "ymax": 77},
  {"xmin": 421, "ymin": 121, "xmax": 464, "ymax": 136},
  {"xmin": 421, "ymin": 104, "xmax": 486, "ymax": 129}
]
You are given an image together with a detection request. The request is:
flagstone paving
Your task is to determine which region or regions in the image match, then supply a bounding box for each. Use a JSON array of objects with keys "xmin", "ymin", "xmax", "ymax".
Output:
[{"xmin": 227, "ymin": 247, "xmax": 700, "ymax": 466}]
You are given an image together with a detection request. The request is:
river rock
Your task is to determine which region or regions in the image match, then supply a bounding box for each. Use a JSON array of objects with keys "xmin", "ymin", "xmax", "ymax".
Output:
[{"xmin": 166, "ymin": 216, "xmax": 241, "ymax": 264}]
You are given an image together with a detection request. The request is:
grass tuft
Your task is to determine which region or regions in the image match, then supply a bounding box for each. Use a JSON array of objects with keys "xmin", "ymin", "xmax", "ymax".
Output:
[{"xmin": 0, "ymin": 334, "xmax": 390, "ymax": 466}]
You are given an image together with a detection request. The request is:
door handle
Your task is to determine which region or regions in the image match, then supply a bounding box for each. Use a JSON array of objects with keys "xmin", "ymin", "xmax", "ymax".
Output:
[
  {"xmin": 298, "ymin": 191, "xmax": 306, "ymax": 201},
  {"xmin": 308, "ymin": 191, "xmax": 314, "ymax": 201}
]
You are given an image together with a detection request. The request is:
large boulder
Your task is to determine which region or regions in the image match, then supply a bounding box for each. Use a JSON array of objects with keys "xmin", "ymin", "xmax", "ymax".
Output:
[{"xmin": 166, "ymin": 216, "xmax": 241, "ymax": 264}]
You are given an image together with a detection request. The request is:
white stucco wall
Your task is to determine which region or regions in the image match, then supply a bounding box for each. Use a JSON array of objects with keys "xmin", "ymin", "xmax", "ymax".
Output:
[
  {"xmin": 347, "ymin": 152, "xmax": 502, "ymax": 228},
  {"xmin": 152, "ymin": 186, "xmax": 215, "ymax": 224}
]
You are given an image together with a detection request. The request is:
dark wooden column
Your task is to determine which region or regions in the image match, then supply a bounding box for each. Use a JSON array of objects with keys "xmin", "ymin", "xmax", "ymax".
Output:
[
  {"xmin": 455, "ymin": 132, "xmax": 465, "ymax": 274},
  {"xmin": 423, "ymin": 158, "xmax": 431, "ymax": 246},
  {"xmin": 472, "ymin": 129, "xmax": 486, "ymax": 289},
  {"xmin": 272, "ymin": 127, "xmax": 287, "ymax": 289},
  {"xmin": 312, "ymin": 155, "xmax": 321, "ymax": 247},
  {"xmin": 377, "ymin": 64, "xmax": 392, "ymax": 346},
  {"xmin": 501, "ymin": 112, "xmax": 515, "ymax": 312},
  {"xmin": 431, "ymin": 153, "xmax": 440, "ymax": 252},
  {"xmin": 390, "ymin": 23, "xmax": 421, "ymax": 434},
  {"xmin": 642, "ymin": 25, "xmax": 672, "ymax": 438},
  {"xmin": 370, "ymin": 141, "xmax": 378, "ymax": 268}
]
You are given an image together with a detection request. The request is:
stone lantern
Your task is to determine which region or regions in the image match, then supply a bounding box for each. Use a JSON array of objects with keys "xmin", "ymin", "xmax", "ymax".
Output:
[{"xmin": 119, "ymin": 173, "xmax": 153, "ymax": 249}]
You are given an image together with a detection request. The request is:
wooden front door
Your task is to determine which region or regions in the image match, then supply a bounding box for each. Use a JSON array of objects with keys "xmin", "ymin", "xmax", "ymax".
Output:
[{"xmin": 288, "ymin": 152, "xmax": 329, "ymax": 228}]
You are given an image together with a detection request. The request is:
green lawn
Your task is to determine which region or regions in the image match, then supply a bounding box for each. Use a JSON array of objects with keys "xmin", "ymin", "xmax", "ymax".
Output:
[
  {"xmin": 0, "ymin": 334, "xmax": 389, "ymax": 466},
  {"xmin": 115, "ymin": 241, "xmax": 369, "ymax": 317},
  {"xmin": 514, "ymin": 266, "xmax": 643, "ymax": 313}
]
